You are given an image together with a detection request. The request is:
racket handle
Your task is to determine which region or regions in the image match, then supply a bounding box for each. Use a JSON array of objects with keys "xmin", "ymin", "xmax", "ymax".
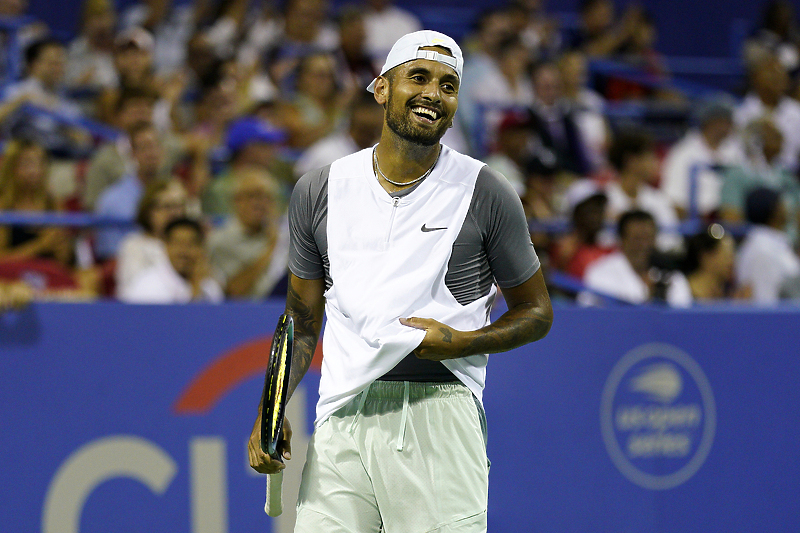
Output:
[{"xmin": 264, "ymin": 471, "xmax": 284, "ymax": 517}]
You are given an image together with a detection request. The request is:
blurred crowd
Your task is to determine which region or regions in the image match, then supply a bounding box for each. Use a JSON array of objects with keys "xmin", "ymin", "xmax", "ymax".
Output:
[{"xmin": 1, "ymin": 0, "xmax": 800, "ymax": 310}]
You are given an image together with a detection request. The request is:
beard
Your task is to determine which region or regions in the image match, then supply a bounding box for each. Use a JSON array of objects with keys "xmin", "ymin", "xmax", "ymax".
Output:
[{"xmin": 385, "ymin": 90, "xmax": 452, "ymax": 146}]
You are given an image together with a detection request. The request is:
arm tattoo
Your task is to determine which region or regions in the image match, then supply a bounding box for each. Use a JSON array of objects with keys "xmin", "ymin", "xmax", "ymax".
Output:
[
  {"xmin": 439, "ymin": 327, "xmax": 453, "ymax": 343},
  {"xmin": 459, "ymin": 303, "xmax": 552, "ymax": 357},
  {"xmin": 285, "ymin": 283, "xmax": 322, "ymax": 400}
]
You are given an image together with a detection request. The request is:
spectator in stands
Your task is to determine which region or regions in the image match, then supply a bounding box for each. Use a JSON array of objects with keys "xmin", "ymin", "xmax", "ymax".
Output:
[
  {"xmin": 97, "ymin": 27, "xmax": 185, "ymax": 132},
  {"xmin": 119, "ymin": 217, "xmax": 223, "ymax": 303},
  {"xmin": 684, "ymin": 223, "xmax": 748, "ymax": 301},
  {"xmin": 507, "ymin": 0, "xmax": 560, "ymax": 61},
  {"xmin": 484, "ymin": 110, "xmax": 532, "ymax": 196},
  {"xmin": 83, "ymin": 87, "xmax": 185, "ymax": 210},
  {"xmin": 568, "ymin": 0, "xmax": 646, "ymax": 58},
  {"xmin": 0, "ymin": 38, "xmax": 91, "ymax": 157},
  {"xmin": 720, "ymin": 118, "xmax": 800, "ymax": 242},
  {"xmin": 94, "ymin": 121, "xmax": 164, "ymax": 260},
  {"xmin": 202, "ymin": 117, "xmax": 287, "ymax": 216},
  {"xmin": 551, "ymin": 179, "xmax": 615, "ymax": 279},
  {"xmin": 115, "ymin": 178, "xmax": 187, "ymax": 296},
  {"xmin": 736, "ymin": 54, "xmax": 800, "ymax": 172},
  {"xmin": 606, "ymin": 129, "xmax": 682, "ymax": 251},
  {"xmin": 281, "ymin": 52, "xmax": 352, "ymax": 149},
  {"xmin": 337, "ymin": 6, "xmax": 378, "ymax": 91},
  {"xmin": 661, "ymin": 96, "xmax": 743, "ymax": 219},
  {"xmin": 521, "ymin": 147, "xmax": 561, "ymax": 222},
  {"xmin": 736, "ymin": 187, "xmax": 800, "ymax": 304},
  {"xmin": 458, "ymin": 7, "xmax": 514, "ymax": 149},
  {"xmin": 294, "ymin": 92, "xmax": 383, "ymax": 178},
  {"xmin": 264, "ymin": 0, "xmax": 339, "ymax": 93},
  {"xmin": 208, "ymin": 170, "xmax": 289, "ymax": 299},
  {"xmin": 458, "ymin": 34, "xmax": 534, "ymax": 156},
  {"xmin": 558, "ymin": 49, "xmax": 609, "ymax": 170},
  {"xmin": 0, "ymin": 139, "xmax": 72, "ymax": 266},
  {"xmin": 528, "ymin": 61, "xmax": 591, "ymax": 176},
  {"xmin": 119, "ymin": 0, "xmax": 196, "ymax": 77},
  {"xmin": 581, "ymin": 209, "xmax": 692, "ymax": 306},
  {"xmin": 0, "ymin": 0, "xmax": 49, "ymax": 85},
  {"xmin": 743, "ymin": 1, "xmax": 800, "ymax": 75},
  {"xmin": 65, "ymin": 0, "xmax": 118, "ymax": 91},
  {"xmin": 362, "ymin": 0, "xmax": 422, "ymax": 67}
]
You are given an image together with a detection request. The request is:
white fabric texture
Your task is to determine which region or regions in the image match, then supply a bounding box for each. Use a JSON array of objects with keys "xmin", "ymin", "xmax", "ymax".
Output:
[
  {"xmin": 120, "ymin": 260, "xmax": 224, "ymax": 304},
  {"xmin": 580, "ymin": 251, "xmax": 693, "ymax": 307},
  {"xmin": 318, "ymin": 145, "xmax": 494, "ymax": 426},
  {"xmin": 736, "ymin": 225, "xmax": 800, "ymax": 304}
]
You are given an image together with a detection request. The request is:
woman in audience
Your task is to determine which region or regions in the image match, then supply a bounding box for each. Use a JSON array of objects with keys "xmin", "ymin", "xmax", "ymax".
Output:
[
  {"xmin": 115, "ymin": 179, "xmax": 187, "ymax": 295},
  {"xmin": 0, "ymin": 139, "xmax": 73, "ymax": 266},
  {"xmin": 281, "ymin": 52, "xmax": 352, "ymax": 149},
  {"xmin": 684, "ymin": 224, "xmax": 749, "ymax": 301}
]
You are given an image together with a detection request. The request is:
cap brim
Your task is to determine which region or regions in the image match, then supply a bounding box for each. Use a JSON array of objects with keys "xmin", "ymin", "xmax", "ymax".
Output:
[{"xmin": 366, "ymin": 78, "xmax": 377, "ymax": 93}]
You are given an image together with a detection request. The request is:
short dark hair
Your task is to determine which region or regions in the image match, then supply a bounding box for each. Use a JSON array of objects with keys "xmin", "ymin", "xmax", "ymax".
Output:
[
  {"xmin": 617, "ymin": 209, "xmax": 655, "ymax": 239},
  {"xmin": 745, "ymin": 187, "xmax": 781, "ymax": 225},
  {"xmin": 684, "ymin": 224, "xmax": 726, "ymax": 274},
  {"xmin": 608, "ymin": 129, "xmax": 654, "ymax": 172},
  {"xmin": 164, "ymin": 217, "xmax": 204, "ymax": 242},
  {"xmin": 25, "ymin": 38, "xmax": 63, "ymax": 69}
]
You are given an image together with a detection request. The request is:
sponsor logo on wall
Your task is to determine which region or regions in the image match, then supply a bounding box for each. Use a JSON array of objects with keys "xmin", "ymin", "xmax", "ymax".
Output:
[{"xmin": 600, "ymin": 343, "xmax": 716, "ymax": 490}]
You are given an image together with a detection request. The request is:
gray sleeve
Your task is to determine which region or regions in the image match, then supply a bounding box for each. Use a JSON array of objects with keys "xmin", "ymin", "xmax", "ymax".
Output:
[
  {"xmin": 472, "ymin": 165, "xmax": 540, "ymax": 287},
  {"xmin": 287, "ymin": 166, "xmax": 328, "ymax": 280}
]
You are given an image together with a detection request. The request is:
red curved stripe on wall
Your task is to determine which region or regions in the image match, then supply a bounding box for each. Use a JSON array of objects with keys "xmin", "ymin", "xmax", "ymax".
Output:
[{"xmin": 173, "ymin": 336, "xmax": 323, "ymax": 415}]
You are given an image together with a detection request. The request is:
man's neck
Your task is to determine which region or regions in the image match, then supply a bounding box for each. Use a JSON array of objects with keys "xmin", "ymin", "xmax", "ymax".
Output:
[{"xmin": 374, "ymin": 133, "xmax": 440, "ymax": 187}]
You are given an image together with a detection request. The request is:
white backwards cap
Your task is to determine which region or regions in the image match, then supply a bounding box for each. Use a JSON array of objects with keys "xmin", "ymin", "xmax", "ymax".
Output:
[{"xmin": 366, "ymin": 30, "xmax": 464, "ymax": 93}]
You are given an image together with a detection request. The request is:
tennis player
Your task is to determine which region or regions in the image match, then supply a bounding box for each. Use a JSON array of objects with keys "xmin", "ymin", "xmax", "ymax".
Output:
[{"xmin": 249, "ymin": 30, "xmax": 553, "ymax": 532}]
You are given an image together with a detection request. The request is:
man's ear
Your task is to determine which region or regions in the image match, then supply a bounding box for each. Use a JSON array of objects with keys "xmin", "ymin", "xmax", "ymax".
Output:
[{"xmin": 373, "ymin": 77, "xmax": 389, "ymax": 106}]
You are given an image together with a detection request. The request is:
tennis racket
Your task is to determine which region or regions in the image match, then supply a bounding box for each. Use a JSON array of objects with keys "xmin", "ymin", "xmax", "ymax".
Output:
[{"xmin": 261, "ymin": 313, "xmax": 293, "ymax": 517}]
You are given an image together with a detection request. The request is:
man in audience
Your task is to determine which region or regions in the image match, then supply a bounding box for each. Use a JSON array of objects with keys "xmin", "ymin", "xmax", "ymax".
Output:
[
  {"xmin": 736, "ymin": 54, "xmax": 800, "ymax": 172},
  {"xmin": 294, "ymin": 93, "xmax": 383, "ymax": 178},
  {"xmin": 552, "ymin": 179, "xmax": 615, "ymax": 278},
  {"xmin": 120, "ymin": 217, "xmax": 223, "ymax": 303},
  {"xmin": 202, "ymin": 116, "xmax": 288, "ymax": 216},
  {"xmin": 362, "ymin": 0, "xmax": 422, "ymax": 66},
  {"xmin": 581, "ymin": 209, "xmax": 692, "ymax": 306},
  {"xmin": 0, "ymin": 38, "xmax": 90, "ymax": 156},
  {"xmin": 528, "ymin": 61, "xmax": 592, "ymax": 177},
  {"xmin": 484, "ymin": 110, "xmax": 532, "ymax": 196},
  {"xmin": 83, "ymin": 87, "xmax": 184, "ymax": 210},
  {"xmin": 208, "ymin": 170, "xmax": 290, "ymax": 299},
  {"xmin": 94, "ymin": 121, "xmax": 163, "ymax": 260},
  {"xmin": 660, "ymin": 96, "xmax": 743, "ymax": 219},
  {"xmin": 606, "ymin": 129, "xmax": 682, "ymax": 251},
  {"xmin": 736, "ymin": 187, "xmax": 800, "ymax": 304}
]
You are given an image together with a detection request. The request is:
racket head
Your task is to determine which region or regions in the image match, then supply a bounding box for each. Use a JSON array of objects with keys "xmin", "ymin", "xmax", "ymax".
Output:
[{"xmin": 260, "ymin": 313, "xmax": 293, "ymax": 460}]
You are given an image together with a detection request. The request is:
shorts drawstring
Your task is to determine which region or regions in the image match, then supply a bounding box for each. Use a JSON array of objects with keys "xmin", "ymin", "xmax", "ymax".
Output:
[
  {"xmin": 396, "ymin": 381, "xmax": 410, "ymax": 451},
  {"xmin": 348, "ymin": 382, "xmax": 372, "ymax": 435}
]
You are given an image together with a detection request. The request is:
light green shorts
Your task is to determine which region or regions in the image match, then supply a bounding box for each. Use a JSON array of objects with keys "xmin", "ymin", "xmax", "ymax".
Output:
[{"xmin": 295, "ymin": 381, "xmax": 489, "ymax": 533}]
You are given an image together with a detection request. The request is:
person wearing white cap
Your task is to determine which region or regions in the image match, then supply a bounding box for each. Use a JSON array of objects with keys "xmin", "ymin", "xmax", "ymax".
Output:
[{"xmin": 248, "ymin": 30, "xmax": 553, "ymax": 532}]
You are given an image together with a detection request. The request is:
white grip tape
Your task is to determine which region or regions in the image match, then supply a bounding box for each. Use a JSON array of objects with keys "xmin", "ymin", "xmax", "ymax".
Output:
[{"xmin": 264, "ymin": 471, "xmax": 284, "ymax": 517}]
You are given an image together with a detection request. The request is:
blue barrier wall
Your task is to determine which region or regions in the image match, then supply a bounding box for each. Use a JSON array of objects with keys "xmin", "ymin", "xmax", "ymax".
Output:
[{"xmin": 2, "ymin": 301, "xmax": 799, "ymax": 532}]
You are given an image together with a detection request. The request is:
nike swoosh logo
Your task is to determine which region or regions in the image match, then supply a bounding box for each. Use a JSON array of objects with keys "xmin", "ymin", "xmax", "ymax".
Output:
[{"xmin": 421, "ymin": 224, "xmax": 447, "ymax": 232}]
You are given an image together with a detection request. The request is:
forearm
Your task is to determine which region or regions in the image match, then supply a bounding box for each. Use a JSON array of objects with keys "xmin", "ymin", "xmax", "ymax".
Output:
[
  {"xmin": 284, "ymin": 276, "xmax": 325, "ymax": 401},
  {"xmin": 458, "ymin": 302, "xmax": 552, "ymax": 357}
]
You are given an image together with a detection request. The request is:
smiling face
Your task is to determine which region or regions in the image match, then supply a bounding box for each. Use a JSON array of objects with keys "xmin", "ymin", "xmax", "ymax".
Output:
[{"xmin": 374, "ymin": 47, "xmax": 459, "ymax": 147}]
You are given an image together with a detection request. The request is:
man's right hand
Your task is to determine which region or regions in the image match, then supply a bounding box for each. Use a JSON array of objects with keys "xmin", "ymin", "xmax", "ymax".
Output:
[{"xmin": 248, "ymin": 415, "xmax": 292, "ymax": 474}]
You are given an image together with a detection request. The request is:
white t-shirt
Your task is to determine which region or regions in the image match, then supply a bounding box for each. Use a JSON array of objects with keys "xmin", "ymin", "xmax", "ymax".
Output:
[
  {"xmin": 120, "ymin": 260, "xmax": 224, "ymax": 304},
  {"xmin": 115, "ymin": 232, "xmax": 170, "ymax": 296},
  {"xmin": 660, "ymin": 130, "xmax": 744, "ymax": 216},
  {"xmin": 736, "ymin": 225, "xmax": 800, "ymax": 304},
  {"xmin": 736, "ymin": 94, "xmax": 800, "ymax": 172},
  {"xmin": 581, "ymin": 251, "xmax": 692, "ymax": 307}
]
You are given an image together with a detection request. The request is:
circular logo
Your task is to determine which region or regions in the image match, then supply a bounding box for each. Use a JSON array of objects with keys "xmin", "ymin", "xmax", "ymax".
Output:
[{"xmin": 600, "ymin": 343, "xmax": 716, "ymax": 490}]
